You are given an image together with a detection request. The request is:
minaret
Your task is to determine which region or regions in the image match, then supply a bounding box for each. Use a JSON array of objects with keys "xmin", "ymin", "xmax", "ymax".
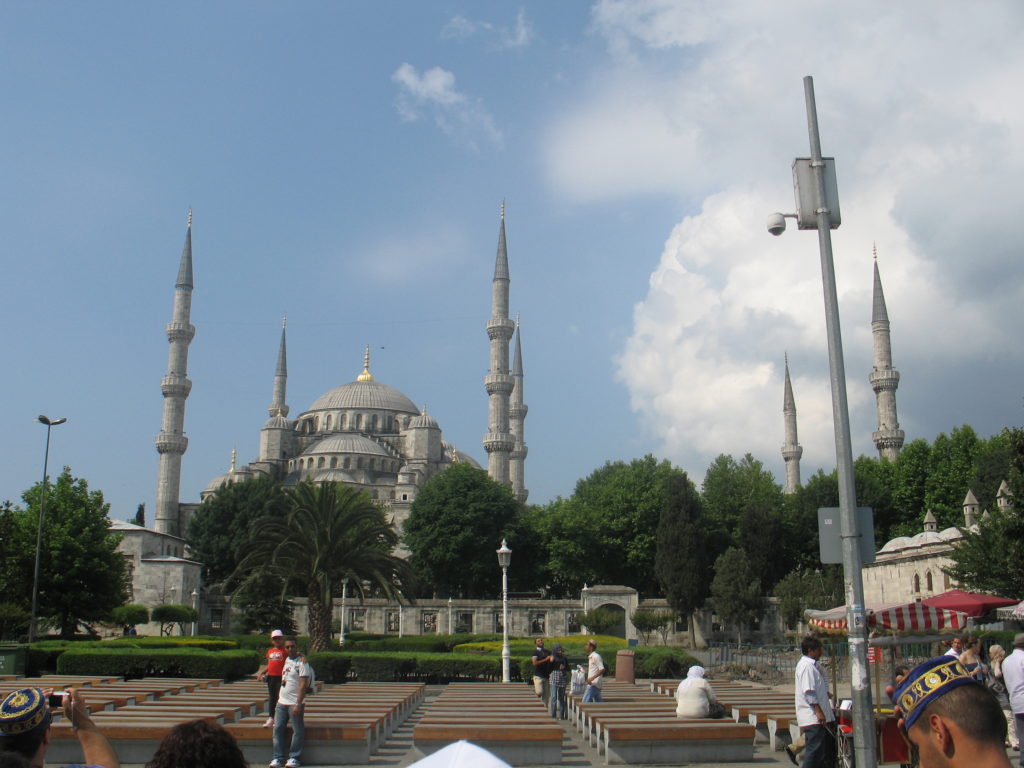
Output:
[
  {"xmin": 483, "ymin": 203, "xmax": 515, "ymax": 486},
  {"xmin": 155, "ymin": 211, "xmax": 195, "ymax": 536},
  {"xmin": 509, "ymin": 317, "xmax": 529, "ymax": 502},
  {"xmin": 781, "ymin": 353, "xmax": 802, "ymax": 494},
  {"xmin": 269, "ymin": 316, "xmax": 289, "ymax": 418},
  {"xmin": 869, "ymin": 247, "xmax": 905, "ymax": 460}
]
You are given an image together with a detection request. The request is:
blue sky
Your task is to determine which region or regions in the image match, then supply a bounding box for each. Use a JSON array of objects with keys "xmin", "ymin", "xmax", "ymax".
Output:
[{"xmin": 3, "ymin": 2, "xmax": 1023, "ymax": 521}]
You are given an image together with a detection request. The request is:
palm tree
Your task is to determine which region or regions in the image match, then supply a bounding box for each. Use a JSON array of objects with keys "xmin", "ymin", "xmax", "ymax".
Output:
[{"xmin": 237, "ymin": 481, "xmax": 416, "ymax": 652}]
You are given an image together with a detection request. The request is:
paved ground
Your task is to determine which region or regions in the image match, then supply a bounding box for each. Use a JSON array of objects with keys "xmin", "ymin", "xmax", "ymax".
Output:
[{"xmin": 122, "ymin": 683, "xmax": 798, "ymax": 768}]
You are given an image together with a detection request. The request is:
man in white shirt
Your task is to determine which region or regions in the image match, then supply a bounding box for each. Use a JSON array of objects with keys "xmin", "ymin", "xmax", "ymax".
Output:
[
  {"xmin": 582, "ymin": 638, "xmax": 605, "ymax": 703},
  {"xmin": 271, "ymin": 638, "xmax": 312, "ymax": 768},
  {"xmin": 794, "ymin": 636, "xmax": 834, "ymax": 768},
  {"xmin": 1002, "ymin": 633, "xmax": 1024, "ymax": 768}
]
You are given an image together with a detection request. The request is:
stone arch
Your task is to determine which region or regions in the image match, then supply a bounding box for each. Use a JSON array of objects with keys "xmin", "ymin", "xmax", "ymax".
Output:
[{"xmin": 593, "ymin": 603, "xmax": 626, "ymax": 639}]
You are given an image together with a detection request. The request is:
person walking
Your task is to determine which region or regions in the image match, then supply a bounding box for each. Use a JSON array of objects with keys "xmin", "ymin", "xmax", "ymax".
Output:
[
  {"xmin": 794, "ymin": 636, "xmax": 835, "ymax": 768},
  {"xmin": 582, "ymin": 639, "xmax": 605, "ymax": 703},
  {"xmin": 256, "ymin": 629, "xmax": 288, "ymax": 727},
  {"xmin": 530, "ymin": 638, "xmax": 552, "ymax": 705},
  {"xmin": 1002, "ymin": 633, "xmax": 1024, "ymax": 768},
  {"xmin": 988, "ymin": 644, "xmax": 1019, "ymax": 750},
  {"xmin": 270, "ymin": 638, "xmax": 311, "ymax": 768}
]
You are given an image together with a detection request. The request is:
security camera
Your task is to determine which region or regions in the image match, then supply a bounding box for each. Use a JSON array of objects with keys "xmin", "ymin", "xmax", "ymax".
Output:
[{"xmin": 767, "ymin": 213, "xmax": 787, "ymax": 236}]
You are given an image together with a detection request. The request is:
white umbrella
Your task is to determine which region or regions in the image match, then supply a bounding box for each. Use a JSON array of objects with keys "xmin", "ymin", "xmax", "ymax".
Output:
[
  {"xmin": 1011, "ymin": 600, "xmax": 1024, "ymax": 618},
  {"xmin": 409, "ymin": 740, "xmax": 513, "ymax": 768}
]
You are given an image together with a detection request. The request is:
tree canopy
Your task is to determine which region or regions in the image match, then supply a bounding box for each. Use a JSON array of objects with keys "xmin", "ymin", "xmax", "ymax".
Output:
[
  {"xmin": 402, "ymin": 463, "xmax": 521, "ymax": 598},
  {"xmin": 0, "ymin": 467, "xmax": 128, "ymax": 637},
  {"xmin": 655, "ymin": 470, "xmax": 709, "ymax": 646}
]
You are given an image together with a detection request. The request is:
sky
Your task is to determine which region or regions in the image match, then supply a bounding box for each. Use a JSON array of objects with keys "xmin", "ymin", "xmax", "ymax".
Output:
[{"xmin": 3, "ymin": 1, "xmax": 1023, "ymax": 522}]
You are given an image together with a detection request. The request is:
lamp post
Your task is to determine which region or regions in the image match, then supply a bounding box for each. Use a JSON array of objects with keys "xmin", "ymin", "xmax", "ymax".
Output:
[
  {"xmin": 191, "ymin": 589, "xmax": 199, "ymax": 636},
  {"xmin": 340, "ymin": 577, "xmax": 350, "ymax": 647},
  {"xmin": 448, "ymin": 596, "xmax": 453, "ymax": 635},
  {"xmin": 768, "ymin": 75, "xmax": 876, "ymax": 767},
  {"xmin": 29, "ymin": 415, "xmax": 67, "ymax": 643},
  {"xmin": 496, "ymin": 539, "xmax": 512, "ymax": 683}
]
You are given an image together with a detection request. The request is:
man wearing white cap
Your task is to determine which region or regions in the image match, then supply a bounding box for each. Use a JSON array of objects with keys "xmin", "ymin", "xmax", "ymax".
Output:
[
  {"xmin": 1002, "ymin": 633, "xmax": 1024, "ymax": 768},
  {"xmin": 256, "ymin": 629, "xmax": 288, "ymax": 727}
]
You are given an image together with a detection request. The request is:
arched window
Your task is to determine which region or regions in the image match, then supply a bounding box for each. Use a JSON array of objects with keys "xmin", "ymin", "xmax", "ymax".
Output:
[
  {"xmin": 355, "ymin": 413, "xmax": 363, "ymax": 430},
  {"xmin": 913, "ymin": 573, "xmax": 921, "ymax": 593},
  {"xmin": 318, "ymin": 457, "xmax": 325, "ymax": 468},
  {"xmin": 343, "ymin": 457, "xmax": 351, "ymax": 469},
  {"xmin": 325, "ymin": 414, "xmax": 332, "ymax": 430},
  {"xmin": 371, "ymin": 414, "xmax": 379, "ymax": 431},
  {"xmin": 330, "ymin": 457, "xmax": 337, "ymax": 468},
  {"xmin": 925, "ymin": 571, "xmax": 933, "ymax": 591},
  {"xmin": 357, "ymin": 457, "xmax": 364, "ymax": 469}
]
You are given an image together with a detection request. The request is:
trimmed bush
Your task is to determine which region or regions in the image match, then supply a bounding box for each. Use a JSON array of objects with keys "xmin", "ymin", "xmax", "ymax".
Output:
[
  {"xmin": 306, "ymin": 652, "xmax": 352, "ymax": 684},
  {"xmin": 634, "ymin": 646, "xmax": 700, "ymax": 678},
  {"xmin": 56, "ymin": 648, "xmax": 260, "ymax": 680},
  {"xmin": 100, "ymin": 637, "xmax": 238, "ymax": 651},
  {"xmin": 347, "ymin": 633, "xmax": 503, "ymax": 653},
  {"xmin": 351, "ymin": 654, "xmax": 417, "ymax": 681}
]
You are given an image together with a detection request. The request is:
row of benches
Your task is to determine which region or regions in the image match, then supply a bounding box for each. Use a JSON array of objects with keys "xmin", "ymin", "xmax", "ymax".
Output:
[{"xmin": 4, "ymin": 675, "xmax": 424, "ymax": 765}]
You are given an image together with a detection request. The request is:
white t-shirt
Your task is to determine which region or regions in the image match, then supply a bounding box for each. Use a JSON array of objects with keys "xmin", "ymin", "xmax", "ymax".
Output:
[
  {"xmin": 587, "ymin": 650, "xmax": 605, "ymax": 689},
  {"xmin": 1002, "ymin": 648, "xmax": 1024, "ymax": 714},
  {"xmin": 277, "ymin": 656, "xmax": 312, "ymax": 707},
  {"xmin": 794, "ymin": 654, "xmax": 834, "ymax": 727}
]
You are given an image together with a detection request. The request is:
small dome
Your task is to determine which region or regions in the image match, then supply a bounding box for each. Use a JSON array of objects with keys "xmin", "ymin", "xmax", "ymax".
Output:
[
  {"xmin": 304, "ymin": 433, "xmax": 394, "ymax": 458},
  {"xmin": 444, "ymin": 443, "xmax": 482, "ymax": 468},
  {"xmin": 307, "ymin": 379, "xmax": 419, "ymax": 415},
  {"xmin": 263, "ymin": 414, "xmax": 291, "ymax": 430},
  {"xmin": 879, "ymin": 536, "xmax": 912, "ymax": 553},
  {"xmin": 409, "ymin": 411, "xmax": 439, "ymax": 429}
]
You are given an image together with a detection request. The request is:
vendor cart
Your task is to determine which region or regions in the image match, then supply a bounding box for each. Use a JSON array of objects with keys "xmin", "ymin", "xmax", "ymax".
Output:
[{"xmin": 806, "ymin": 601, "xmax": 970, "ymax": 767}]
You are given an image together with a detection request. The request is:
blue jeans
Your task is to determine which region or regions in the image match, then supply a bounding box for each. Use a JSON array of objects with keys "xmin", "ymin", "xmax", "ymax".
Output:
[
  {"xmin": 582, "ymin": 684, "xmax": 603, "ymax": 703},
  {"xmin": 801, "ymin": 722, "xmax": 835, "ymax": 768},
  {"xmin": 274, "ymin": 703, "xmax": 305, "ymax": 762},
  {"xmin": 550, "ymin": 684, "xmax": 567, "ymax": 719},
  {"xmin": 1015, "ymin": 713, "xmax": 1024, "ymax": 766}
]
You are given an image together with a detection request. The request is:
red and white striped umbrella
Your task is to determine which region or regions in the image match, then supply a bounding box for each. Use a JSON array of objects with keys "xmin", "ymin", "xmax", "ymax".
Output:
[{"xmin": 805, "ymin": 602, "xmax": 969, "ymax": 635}]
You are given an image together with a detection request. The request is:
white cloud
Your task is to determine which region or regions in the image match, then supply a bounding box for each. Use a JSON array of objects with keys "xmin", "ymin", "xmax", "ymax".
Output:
[
  {"xmin": 349, "ymin": 222, "xmax": 472, "ymax": 284},
  {"xmin": 544, "ymin": 0, "xmax": 1024, "ymax": 478},
  {"xmin": 441, "ymin": 8, "xmax": 533, "ymax": 49},
  {"xmin": 392, "ymin": 63, "xmax": 502, "ymax": 149}
]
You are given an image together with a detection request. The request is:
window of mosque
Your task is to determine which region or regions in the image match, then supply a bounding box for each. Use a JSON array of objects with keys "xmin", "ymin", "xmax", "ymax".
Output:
[
  {"xmin": 422, "ymin": 611, "xmax": 438, "ymax": 634},
  {"xmin": 494, "ymin": 612, "xmax": 504, "ymax": 633},
  {"xmin": 913, "ymin": 574, "xmax": 921, "ymax": 592},
  {"xmin": 318, "ymin": 457, "xmax": 325, "ymax": 468},
  {"xmin": 357, "ymin": 457, "xmax": 364, "ymax": 469},
  {"xmin": 385, "ymin": 611, "xmax": 400, "ymax": 633},
  {"xmin": 330, "ymin": 457, "xmax": 337, "ymax": 468},
  {"xmin": 314, "ymin": 416, "xmax": 320, "ymax": 431},
  {"xmin": 944, "ymin": 573, "xmax": 951, "ymax": 589},
  {"xmin": 529, "ymin": 612, "xmax": 546, "ymax": 634},
  {"xmin": 456, "ymin": 612, "xmax": 473, "ymax": 634},
  {"xmin": 566, "ymin": 611, "xmax": 581, "ymax": 634},
  {"xmin": 355, "ymin": 414, "xmax": 363, "ymax": 429},
  {"xmin": 925, "ymin": 571, "xmax": 933, "ymax": 591},
  {"xmin": 344, "ymin": 457, "xmax": 351, "ymax": 469},
  {"xmin": 372, "ymin": 414, "xmax": 379, "ymax": 431},
  {"xmin": 339, "ymin": 413, "xmax": 347, "ymax": 429},
  {"xmin": 402, "ymin": 493, "xmax": 408, "ymax": 501},
  {"xmin": 349, "ymin": 609, "xmax": 366, "ymax": 632},
  {"xmin": 210, "ymin": 609, "xmax": 224, "ymax": 630}
]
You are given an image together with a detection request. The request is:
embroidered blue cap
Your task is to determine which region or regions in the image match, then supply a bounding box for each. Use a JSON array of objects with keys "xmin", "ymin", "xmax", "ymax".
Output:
[
  {"xmin": 893, "ymin": 656, "xmax": 979, "ymax": 729},
  {"xmin": 0, "ymin": 688, "xmax": 49, "ymax": 736}
]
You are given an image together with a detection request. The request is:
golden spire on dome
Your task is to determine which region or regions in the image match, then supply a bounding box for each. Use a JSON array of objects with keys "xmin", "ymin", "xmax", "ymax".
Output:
[
  {"xmin": 187, "ymin": 208, "xmax": 193, "ymax": 228},
  {"xmin": 229, "ymin": 447, "xmax": 237, "ymax": 473},
  {"xmin": 357, "ymin": 345, "xmax": 375, "ymax": 382}
]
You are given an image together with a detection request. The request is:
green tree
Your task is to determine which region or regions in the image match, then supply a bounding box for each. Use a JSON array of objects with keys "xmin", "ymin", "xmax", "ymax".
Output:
[
  {"xmin": 151, "ymin": 604, "xmax": 197, "ymax": 636},
  {"xmin": 533, "ymin": 457, "xmax": 690, "ymax": 596},
  {"xmin": 772, "ymin": 567, "xmax": 844, "ymax": 630},
  {"xmin": 655, "ymin": 470, "xmax": 710, "ymax": 647},
  {"xmin": 710, "ymin": 547, "xmax": 763, "ymax": 645},
  {"xmin": 944, "ymin": 509, "xmax": 1024, "ymax": 598},
  {"xmin": 187, "ymin": 476, "xmax": 288, "ymax": 586},
  {"xmin": 702, "ymin": 454, "xmax": 785, "ymax": 589},
  {"xmin": 889, "ymin": 439, "xmax": 932, "ymax": 535},
  {"xmin": 0, "ymin": 603, "xmax": 29, "ymax": 641},
  {"xmin": 630, "ymin": 609, "xmax": 675, "ymax": 646},
  {"xmin": 232, "ymin": 570, "xmax": 297, "ymax": 635},
  {"xmin": 110, "ymin": 604, "xmax": 150, "ymax": 629},
  {"xmin": 133, "ymin": 503, "xmax": 146, "ymax": 527},
  {"xmin": 402, "ymin": 463, "xmax": 520, "ymax": 598},
  {"xmin": 579, "ymin": 607, "xmax": 619, "ymax": 635},
  {"xmin": 2, "ymin": 467, "xmax": 128, "ymax": 637},
  {"xmin": 925, "ymin": 426, "xmax": 982, "ymax": 526},
  {"xmin": 238, "ymin": 481, "xmax": 415, "ymax": 652}
]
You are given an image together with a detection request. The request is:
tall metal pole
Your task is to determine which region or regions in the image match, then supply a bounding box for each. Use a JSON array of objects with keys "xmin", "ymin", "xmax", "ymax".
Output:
[
  {"xmin": 802, "ymin": 75, "xmax": 876, "ymax": 766},
  {"xmin": 497, "ymin": 539, "xmax": 512, "ymax": 683},
  {"xmin": 340, "ymin": 577, "xmax": 349, "ymax": 648},
  {"xmin": 29, "ymin": 415, "xmax": 66, "ymax": 643}
]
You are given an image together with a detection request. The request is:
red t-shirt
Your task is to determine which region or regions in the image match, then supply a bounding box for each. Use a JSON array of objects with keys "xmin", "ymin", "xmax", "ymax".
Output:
[{"xmin": 266, "ymin": 647, "xmax": 287, "ymax": 676}]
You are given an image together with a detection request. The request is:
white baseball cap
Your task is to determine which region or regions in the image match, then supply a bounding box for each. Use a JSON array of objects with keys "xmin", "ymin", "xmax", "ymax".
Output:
[{"xmin": 270, "ymin": 629, "xmax": 284, "ymax": 638}]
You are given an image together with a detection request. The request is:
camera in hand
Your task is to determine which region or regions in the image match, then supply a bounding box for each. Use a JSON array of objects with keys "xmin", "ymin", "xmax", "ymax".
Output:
[{"xmin": 47, "ymin": 693, "xmax": 66, "ymax": 707}]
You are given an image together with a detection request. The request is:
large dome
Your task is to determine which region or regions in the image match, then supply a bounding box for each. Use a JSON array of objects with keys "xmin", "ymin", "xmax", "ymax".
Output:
[
  {"xmin": 304, "ymin": 433, "xmax": 395, "ymax": 457},
  {"xmin": 307, "ymin": 379, "xmax": 419, "ymax": 414}
]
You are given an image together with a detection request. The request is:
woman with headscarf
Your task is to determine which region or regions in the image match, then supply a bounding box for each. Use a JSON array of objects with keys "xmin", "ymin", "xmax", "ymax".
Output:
[
  {"xmin": 675, "ymin": 665, "xmax": 724, "ymax": 718},
  {"xmin": 988, "ymin": 644, "xmax": 1019, "ymax": 750}
]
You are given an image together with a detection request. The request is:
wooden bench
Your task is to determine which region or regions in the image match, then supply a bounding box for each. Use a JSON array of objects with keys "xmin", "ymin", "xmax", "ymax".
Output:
[
  {"xmin": 602, "ymin": 721, "xmax": 756, "ymax": 765},
  {"xmin": 413, "ymin": 723, "xmax": 563, "ymax": 766}
]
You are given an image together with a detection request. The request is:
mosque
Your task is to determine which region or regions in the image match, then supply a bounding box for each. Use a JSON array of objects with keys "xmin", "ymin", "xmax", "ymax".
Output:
[{"xmin": 115, "ymin": 209, "xmax": 529, "ymax": 627}]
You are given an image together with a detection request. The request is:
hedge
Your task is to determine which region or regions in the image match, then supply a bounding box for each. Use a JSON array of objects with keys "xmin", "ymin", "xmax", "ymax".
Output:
[
  {"xmin": 346, "ymin": 633, "xmax": 503, "ymax": 653},
  {"xmin": 56, "ymin": 648, "xmax": 260, "ymax": 680},
  {"xmin": 100, "ymin": 637, "xmax": 238, "ymax": 651},
  {"xmin": 300, "ymin": 652, "xmax": 522, "ymax": 683}
]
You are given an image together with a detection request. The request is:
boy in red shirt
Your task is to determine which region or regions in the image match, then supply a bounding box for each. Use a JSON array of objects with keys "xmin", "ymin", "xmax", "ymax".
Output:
[{"xmin": 256, "ymin": 629, "xmax": 287, "ymax": 727}]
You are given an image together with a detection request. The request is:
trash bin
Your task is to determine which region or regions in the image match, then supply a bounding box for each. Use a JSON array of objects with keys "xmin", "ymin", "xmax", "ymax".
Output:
[
  {"xmin": 615, "ymin": 649, "xmax": 635, "ymax": 683},
  {"xmin": 0, "ymin": 645, "xmax": 27, "ymax": 677}
]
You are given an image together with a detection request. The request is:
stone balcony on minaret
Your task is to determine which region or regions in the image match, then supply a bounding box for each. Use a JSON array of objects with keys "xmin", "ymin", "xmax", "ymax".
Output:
[{"xmin": 869, "ymin": 368, "xmax": 900, "ymax": 392}]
